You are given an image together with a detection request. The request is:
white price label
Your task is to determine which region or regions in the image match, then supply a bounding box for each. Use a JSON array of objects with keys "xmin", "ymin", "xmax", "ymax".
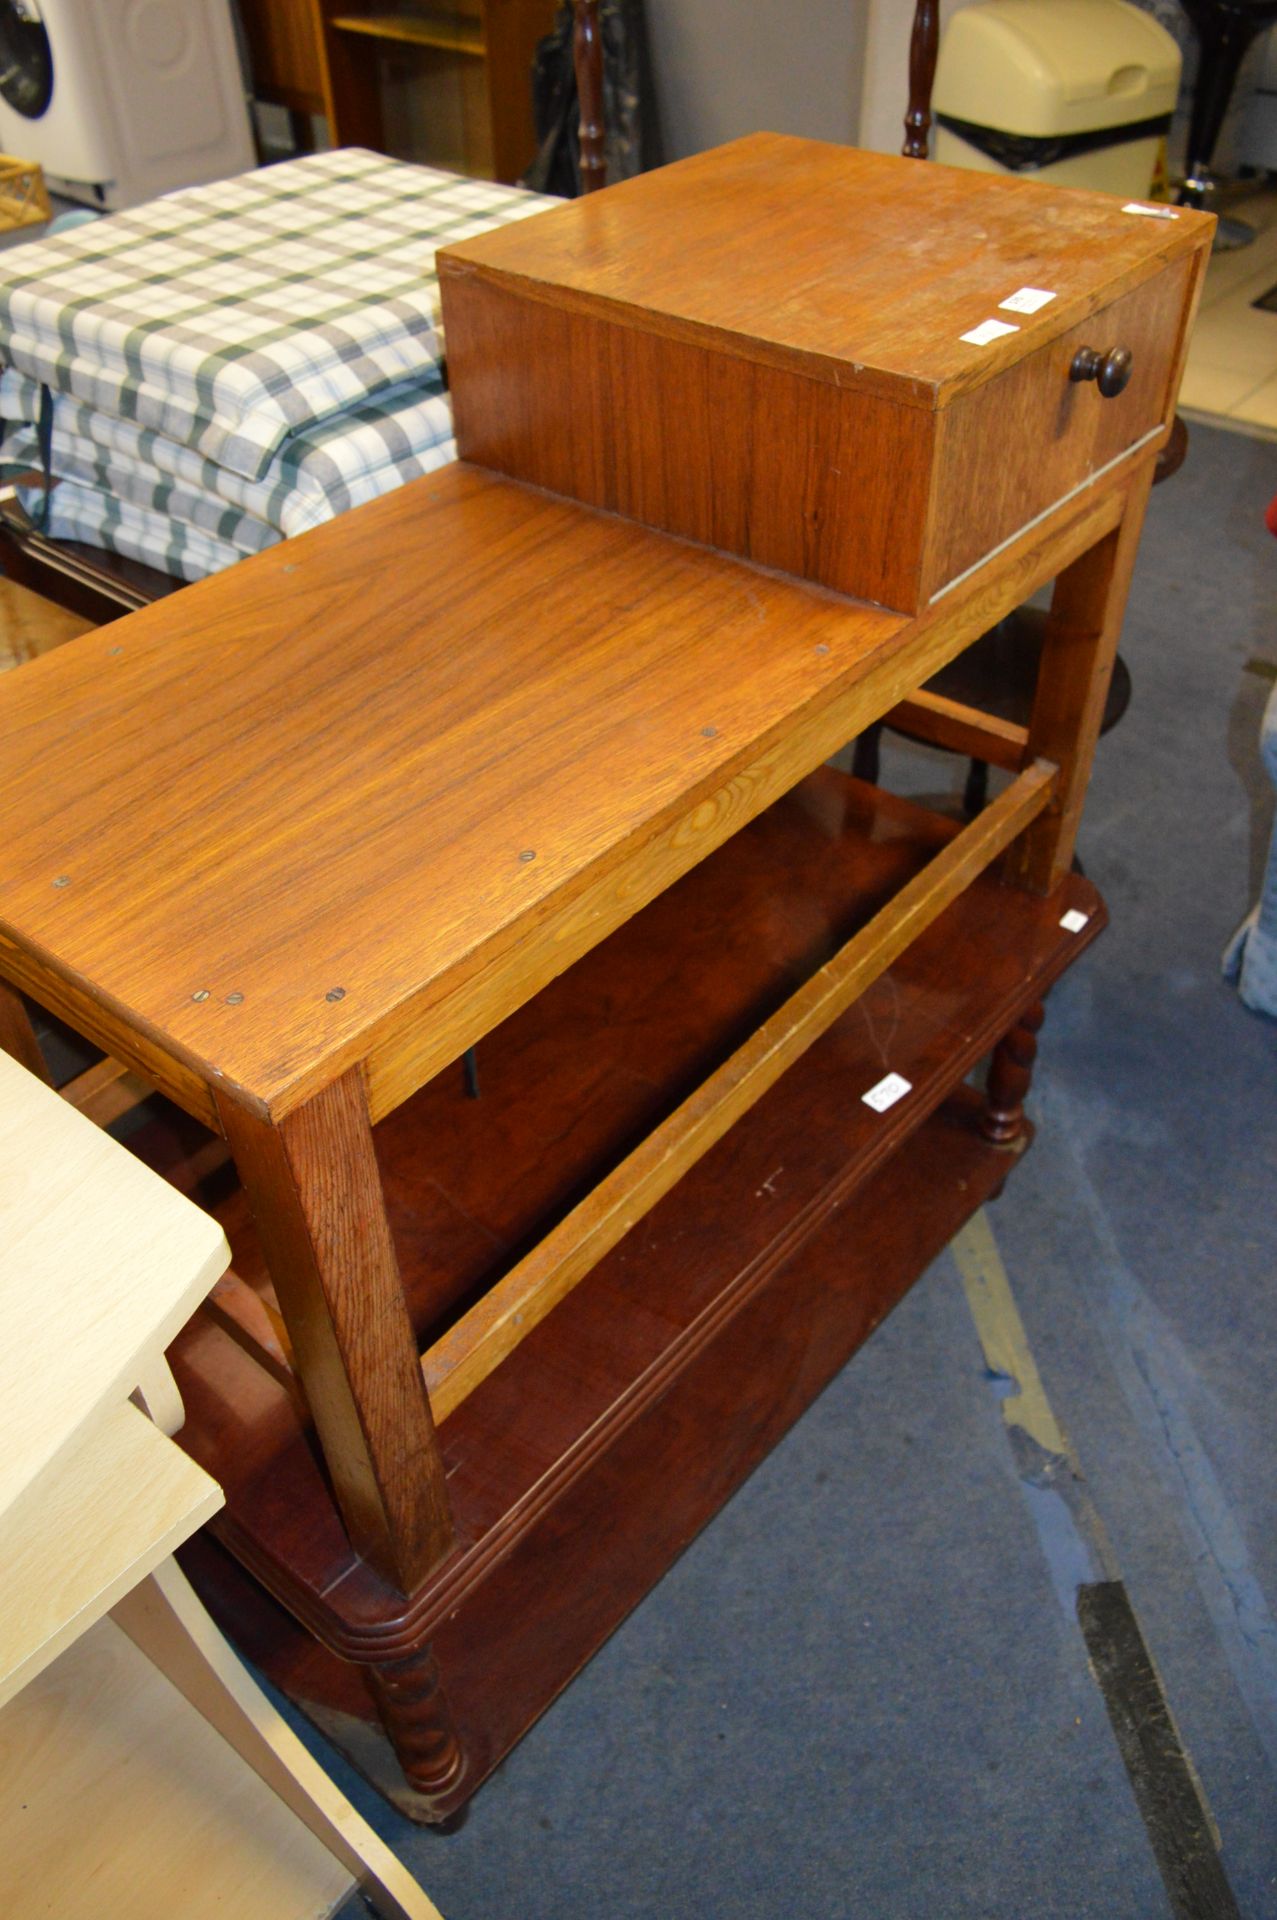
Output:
[
  {"xmin": 1060, "ymin": 908, "xmax": 1090, "ymax": 933},
  {"xmin": 862, "ymin": 1072, "xmax": 912, "ymax": 1113},
  {"xmin": 960, "ymin": 317, "xmax": 1020, "ymax": 347},
  {"xmin": 1000, "ymin": 287, "xmax": 1056, "ymax": 315}
]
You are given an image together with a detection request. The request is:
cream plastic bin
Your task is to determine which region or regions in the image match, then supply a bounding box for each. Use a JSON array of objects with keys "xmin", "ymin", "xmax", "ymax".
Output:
[{"xmin": 933, "ymin": 0, "xmax": 1181, "ymax": 197}]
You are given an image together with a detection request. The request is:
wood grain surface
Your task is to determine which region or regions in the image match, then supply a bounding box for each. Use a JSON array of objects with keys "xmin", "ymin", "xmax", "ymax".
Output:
[
  {"xmin": 217, "ymin": 1071, "xmax": 453, "ymax": 1595},
  {"xmin": 439, "ymin": 133, "xmax": 1214, "ymax": 407},
  {"xmin": 923, "ymin": 259, "xmax": 1191, "ymax": 596},
  {"xmin": 442, "ymin": 272, "xmax": 937, "ymax": 609},
  {"xmin": 190, "ymin": 764, "xmax": 1094, "ymax": 1400},
  {"xmin": 0, "ymin": 453, "xmax": 1133, "ymax": 1129},
  {"xmin": 881, "ymin": 689, "xmax": 1027, "ymax": 769},
  {"xmin": 0, "ymin": 574, "xmax": 93, "ymax": 670},
  {"xmin": 0, "ymin": 463, "xmax": 905, "ymax": 1119},
  {"xmin": 234, "ymin": 0, "xmax": 327, "ymax": 113},
  {"xmin": 442, "ymin": 136, "xmax": 1210, "ymax": 608},
  {"xmin": 59, "ymin": 1053, "xmax": 154, "ymax": 1127}
]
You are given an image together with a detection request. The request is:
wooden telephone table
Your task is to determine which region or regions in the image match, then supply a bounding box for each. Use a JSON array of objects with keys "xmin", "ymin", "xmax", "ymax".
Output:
[{"xmin": 0, "ymin": 141, "xmax": 1212, "ymax": 1821}]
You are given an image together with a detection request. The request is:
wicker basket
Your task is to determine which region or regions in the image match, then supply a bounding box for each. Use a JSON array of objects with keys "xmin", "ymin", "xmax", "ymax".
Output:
[{"xmin": 0, "ymin": 156, "xmax": 51, "ymax": 232}]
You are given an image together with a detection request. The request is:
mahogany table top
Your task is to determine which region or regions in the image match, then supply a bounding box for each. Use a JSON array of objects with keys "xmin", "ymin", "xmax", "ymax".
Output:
[{"xmin": 0, "ymin": 462, "xmax": 910, "ymax": 1123}]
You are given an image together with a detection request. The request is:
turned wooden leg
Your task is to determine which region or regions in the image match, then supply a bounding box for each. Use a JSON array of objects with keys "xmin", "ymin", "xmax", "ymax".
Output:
[
  {"xmin": 0, "ymin": 978, "xmax": 51, "ymax": 1082},
  {"xmin": 1006, "ymin": 461, "xmax": 1154, "ymax": 894},
  {"xmin": 365, "ymin": 1647, "xmax": 467, "ymax": 1809},
  {"xmin": 215, "ymin": 1069, "xmax": 454, "ymax": 1596},
  {"xmin": 981, "ymin": 1000, "xmax": 1045, "ymax": 1145}
]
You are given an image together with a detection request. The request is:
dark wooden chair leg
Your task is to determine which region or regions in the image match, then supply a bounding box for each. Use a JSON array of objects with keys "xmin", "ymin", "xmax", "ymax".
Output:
[
  {"xmin": 981, "ymin": 1001, "xmax": 1045, "ymax": 1145},
  {"xmin": 851, "ymin": 722, "xmax": 884, "ymax": 786},
  {"xmin": 962, "ymin": 757, "xmax": 990, "ymax": 819},
  {"xmin": 903, "ymin": 0, "xmax": 940, "ymax": 158},
  {"xmin": 574, "ymin": 0, "xmax": 607, "ymax": 191}
]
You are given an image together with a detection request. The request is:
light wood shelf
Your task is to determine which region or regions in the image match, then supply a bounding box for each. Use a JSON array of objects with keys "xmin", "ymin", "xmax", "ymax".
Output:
[
  {"xmin": 331, "ymin": 12, "xmax": 485, "ymax": 59},
  {"xmin": 314, "ymin": 0, "xmax": 558, "ymax": 183}
]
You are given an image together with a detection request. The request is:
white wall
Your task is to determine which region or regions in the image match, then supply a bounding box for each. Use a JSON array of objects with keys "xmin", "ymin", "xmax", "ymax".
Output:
[{"xmin": 642, "ymin": 0, "xmax": 869, "ymax": 161}]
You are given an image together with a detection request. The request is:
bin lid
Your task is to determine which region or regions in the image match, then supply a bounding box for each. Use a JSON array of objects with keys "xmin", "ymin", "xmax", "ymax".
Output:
[{"xmin": 934, "ymin": 0, "xmax": 1181, "ymax": 139}]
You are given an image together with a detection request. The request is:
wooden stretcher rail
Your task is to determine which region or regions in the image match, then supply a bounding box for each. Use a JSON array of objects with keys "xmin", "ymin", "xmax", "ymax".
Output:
[
  {"xmin": 420, "ymin": 757, "xmax": 1057, "ymax": 1423},
  {"xmin": 203, "ymin": 1272, "xmax": 304, "ymax": 1412},
  {"xmin": 59, "ymin": 1055, "xmax": 155, "ymax": 1128},
  {"xmin": 884, "ymin": 690, "xmax": 1028, "ymax": 771}
]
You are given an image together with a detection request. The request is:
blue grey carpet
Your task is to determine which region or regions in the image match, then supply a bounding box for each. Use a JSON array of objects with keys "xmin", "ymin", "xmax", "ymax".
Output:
[{"xmin": 296, "ymin": 418, "xmax": 1276, "ymax": 1918}]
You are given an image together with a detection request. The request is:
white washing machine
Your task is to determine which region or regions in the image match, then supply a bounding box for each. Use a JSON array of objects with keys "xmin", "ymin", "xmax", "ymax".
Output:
[{"xmin": 0, "ymin": 0, "xmax": 256, "ymax": 210}]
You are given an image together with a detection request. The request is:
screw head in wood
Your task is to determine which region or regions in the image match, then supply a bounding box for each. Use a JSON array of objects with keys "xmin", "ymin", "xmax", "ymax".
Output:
[
  {"xmin": 225, "ymin": 991, "xmax": 245, "ymax": 1006},
  {"xmin": 326, "ymin": 987, "xmax": 346, "ymax": 1002},
  {"xmin": 191, "ymin": 989, "xmax": 210, "ymax": 1002},
  {"xmin": 518, "ymin": 849, "xmax": 536, "ymax": 863}
]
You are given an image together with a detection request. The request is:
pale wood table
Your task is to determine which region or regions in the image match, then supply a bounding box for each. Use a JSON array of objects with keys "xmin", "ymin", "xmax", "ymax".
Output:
[{"xmin": 0, "ymin": 1049, "xmax": 442, "ymax": 1920}]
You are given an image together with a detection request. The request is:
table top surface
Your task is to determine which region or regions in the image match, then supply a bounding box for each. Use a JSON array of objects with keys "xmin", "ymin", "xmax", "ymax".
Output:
[
  {"xmin": 0, "ymin": 463, "xmax": 907, "ymax": 1117},
  {"xmin": 440, "ymin": 134, "xmax": 1214, "ymax": 410}
]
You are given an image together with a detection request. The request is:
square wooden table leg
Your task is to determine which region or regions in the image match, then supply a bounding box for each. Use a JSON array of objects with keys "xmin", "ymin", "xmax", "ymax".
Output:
[
  {"xmin": 214, "ymin": 1072, "xmax": 469, "ymax": 1800},
  {"xmin": 1006, "ymin": 461, "xmax": 1156, "ymax": 895},
  {"xmin": 214, "ymin": 1069, "xmax": 454, "ymax": 1599}
]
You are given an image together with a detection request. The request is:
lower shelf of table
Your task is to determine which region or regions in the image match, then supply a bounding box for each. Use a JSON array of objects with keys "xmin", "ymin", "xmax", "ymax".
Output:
[
  {"xmin": 182, "ymin": 1084, "xmax": 1032, "ymax": 1821},
  {"xmin": 162, "ymin": 768, "xmax": 1103, "ymax": 1821}
]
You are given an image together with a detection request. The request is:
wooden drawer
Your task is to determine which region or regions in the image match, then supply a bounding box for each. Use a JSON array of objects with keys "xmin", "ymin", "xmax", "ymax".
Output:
[
  {"xmin": 925, "ymin": 254, "xmax": 1194, "ymax": 600},
  {"xmin": 440, "ymin": 135, "xmax": 1212, "ymax": 614}
]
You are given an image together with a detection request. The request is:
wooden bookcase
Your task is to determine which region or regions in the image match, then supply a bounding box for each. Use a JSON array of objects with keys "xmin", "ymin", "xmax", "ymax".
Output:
[{"xmin": 309, "ymin": 0, "xmax": 558, "ymax": 182}]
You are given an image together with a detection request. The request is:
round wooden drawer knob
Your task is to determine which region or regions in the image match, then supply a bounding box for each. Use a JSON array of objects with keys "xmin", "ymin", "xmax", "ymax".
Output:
[{"xmin": 1069, "ymin": 345, "xmax": 1134, "ymax": 399}]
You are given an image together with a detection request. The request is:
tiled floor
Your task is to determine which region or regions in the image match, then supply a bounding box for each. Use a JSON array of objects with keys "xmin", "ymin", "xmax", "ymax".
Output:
[{"xmin": 1181, "ymin": 185, "xmax": 1277, "ymax": 434}]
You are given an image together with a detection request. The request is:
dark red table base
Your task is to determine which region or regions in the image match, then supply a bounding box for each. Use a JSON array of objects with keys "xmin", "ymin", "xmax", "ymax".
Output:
[
  {"xmin": 183, "ymin": 1086, "xmax": 1032, "ymax": 1819},
  {"xmin": 157, "ymin": 771, "xmax": 1104, "ymax": 1822}
]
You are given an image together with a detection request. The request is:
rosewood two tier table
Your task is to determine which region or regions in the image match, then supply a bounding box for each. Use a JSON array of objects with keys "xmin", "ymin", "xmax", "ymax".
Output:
[{"xmin": 0, "ymin": 140, "xmax": 1212, "ymax": 1820}]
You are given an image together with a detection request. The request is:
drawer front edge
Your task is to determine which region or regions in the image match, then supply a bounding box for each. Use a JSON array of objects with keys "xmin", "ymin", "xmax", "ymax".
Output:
[{"xmin": 923, "ymin": 255, "xmax": 1194, "ymax": 601}]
